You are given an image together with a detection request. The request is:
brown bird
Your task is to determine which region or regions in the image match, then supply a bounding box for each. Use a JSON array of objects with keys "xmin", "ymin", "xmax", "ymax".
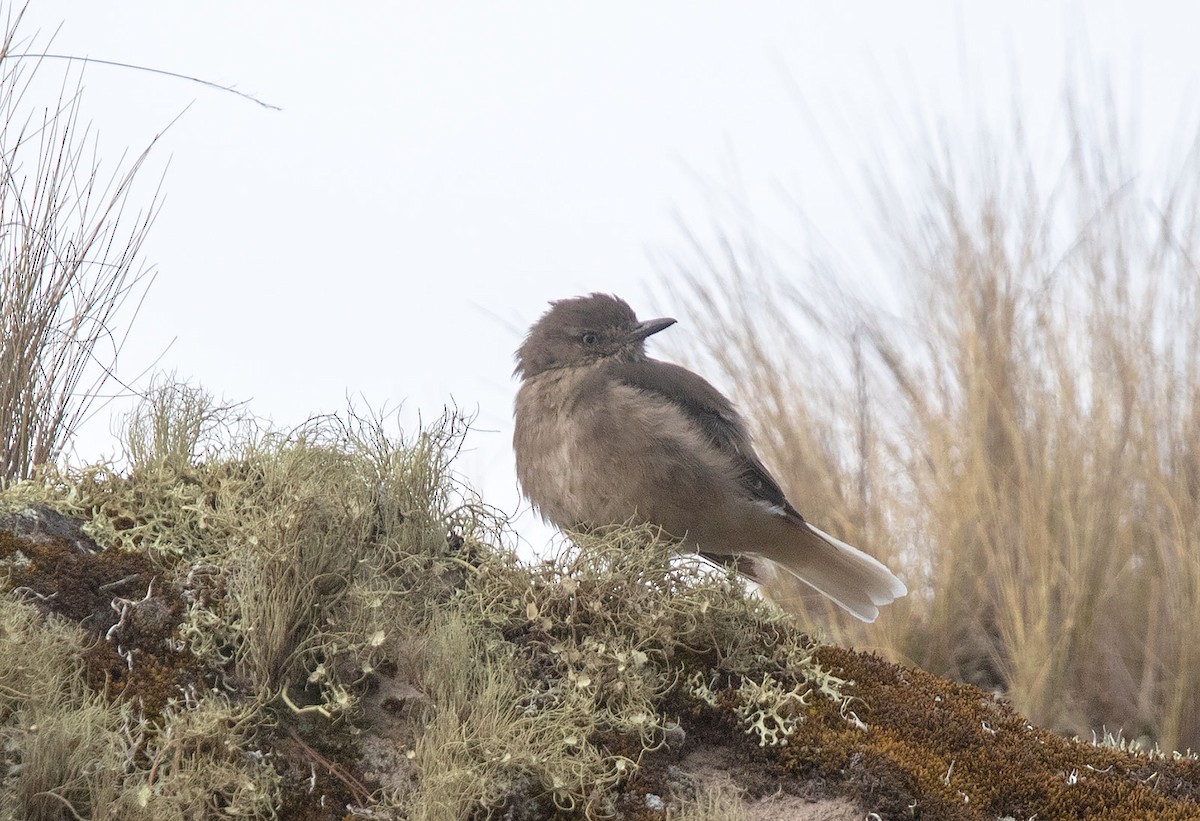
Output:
[{"xmin": 512, "ymin": 293, "xmax": 906, "ymax": 622}]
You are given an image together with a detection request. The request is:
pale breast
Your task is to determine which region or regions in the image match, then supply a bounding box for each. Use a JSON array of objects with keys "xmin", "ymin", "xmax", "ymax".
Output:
[
  {"xmin": 514, "ymin": 367, "xmax": 743, "ymax": 536},
  {"xmin": 513, "ymin": 369, "xmax": 600, "ymax": 526}
]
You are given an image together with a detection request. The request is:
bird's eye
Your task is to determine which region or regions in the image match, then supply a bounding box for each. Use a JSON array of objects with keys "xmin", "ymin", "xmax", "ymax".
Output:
[{"xmin": 581, "ymin": 332, "xmax": 599, "ymax": 346}]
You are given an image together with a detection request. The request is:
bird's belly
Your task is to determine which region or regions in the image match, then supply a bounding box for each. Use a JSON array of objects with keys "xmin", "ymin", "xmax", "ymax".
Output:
[
  {"xmin": 514, "ymin": 377, "xmax": 739, "ymax": 537},
  {"xmin": 514, "ymin": 401, "xmax": 635, "ymax": 526}
]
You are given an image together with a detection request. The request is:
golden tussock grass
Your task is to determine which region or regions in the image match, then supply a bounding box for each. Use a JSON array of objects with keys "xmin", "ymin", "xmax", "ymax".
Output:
[{"xmin": 663, "ymin": 84, "xmax": 1200, "ymax": 753}]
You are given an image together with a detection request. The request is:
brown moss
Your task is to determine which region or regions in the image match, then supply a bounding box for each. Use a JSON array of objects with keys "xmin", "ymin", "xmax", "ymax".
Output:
[
  {"xmin": 748, "ymin": 644, "xmax": 1200, "ymax": 820},
  {"xmin": 0, "ymin": 519, "xmax": 200, "ymax": 719}
]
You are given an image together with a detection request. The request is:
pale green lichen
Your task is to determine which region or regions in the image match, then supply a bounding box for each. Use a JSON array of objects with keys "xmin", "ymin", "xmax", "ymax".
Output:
[
  {"xmin": 735, "ymin": 673, "xmax": 812, "ymax": 747},
  {"xmin": 0, "ymin": 382, "xmax": 859, "ymax": 817},
  {"xmin": 686, "ymin": 670, "xmax": 720, "ymax": 707}
]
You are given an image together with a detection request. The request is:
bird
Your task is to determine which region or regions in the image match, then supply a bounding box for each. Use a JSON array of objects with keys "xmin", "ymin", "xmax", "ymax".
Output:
[{"xmin": 512, "ymin": 293, "xmax": 907, "ymax": 622}]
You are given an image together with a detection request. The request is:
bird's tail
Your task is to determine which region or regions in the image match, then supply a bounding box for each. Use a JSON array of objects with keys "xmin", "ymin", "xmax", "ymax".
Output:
[{"xmin": 747, "ymin": 522, "xmax": 907, "ymax": 623}]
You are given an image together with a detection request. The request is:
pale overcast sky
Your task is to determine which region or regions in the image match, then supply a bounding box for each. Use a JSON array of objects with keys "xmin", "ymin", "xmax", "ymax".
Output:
[{"xmin": 14, "ymin": 2, "xmax": 1200, "ymax": 549}]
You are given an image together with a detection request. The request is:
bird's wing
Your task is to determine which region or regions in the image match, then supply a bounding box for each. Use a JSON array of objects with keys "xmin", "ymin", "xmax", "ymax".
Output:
[{"xmin": 609, "ymin": 360, "xmax": 805, "ymax": 523}]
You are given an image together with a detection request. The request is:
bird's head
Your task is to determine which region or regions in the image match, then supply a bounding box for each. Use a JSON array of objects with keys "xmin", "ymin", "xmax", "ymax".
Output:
[{"xmin": 515, "ymin": 293, "xmax": 676, "ymax": 378}]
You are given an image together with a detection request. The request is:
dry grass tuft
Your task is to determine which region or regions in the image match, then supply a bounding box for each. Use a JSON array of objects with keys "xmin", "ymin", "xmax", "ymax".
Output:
[
  {"xmin": 663, "ymin": 89, "xmax": 1200, "ymax": 752},
  {"xmin": 0, "ymin": 4, "xmax": 160, "ymax": 484}
]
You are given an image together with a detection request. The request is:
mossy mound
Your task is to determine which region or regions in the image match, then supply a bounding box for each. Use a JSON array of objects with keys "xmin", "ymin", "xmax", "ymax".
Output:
[
  {"xmin": 777, "ymin": 646, "xmax": 1200, "ymax": 818},
  {"xmin": 0, "ymin": 393, "xmax": 1197, "ymax": 819}
]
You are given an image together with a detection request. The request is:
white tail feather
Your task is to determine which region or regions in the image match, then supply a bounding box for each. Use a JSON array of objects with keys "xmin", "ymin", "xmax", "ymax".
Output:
[{"xmin": 748, "ymin": 522, "xmax": 907, "ymax": 622}]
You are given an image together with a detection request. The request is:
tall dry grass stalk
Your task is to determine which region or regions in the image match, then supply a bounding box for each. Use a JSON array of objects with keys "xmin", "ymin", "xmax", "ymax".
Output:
[
  {"xmin": 0, "ymin": 4, "xmax": 159, "ymax": 483},
  {"xmin": 664, "ymin": 91, "xmax": 1200, "ymax": 752}
]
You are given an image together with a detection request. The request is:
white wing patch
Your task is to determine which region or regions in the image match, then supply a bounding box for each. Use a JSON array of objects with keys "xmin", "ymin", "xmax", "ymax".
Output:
[{"xmin": 753, "ymin": 499, "xmax": 791, "ymax": 518}]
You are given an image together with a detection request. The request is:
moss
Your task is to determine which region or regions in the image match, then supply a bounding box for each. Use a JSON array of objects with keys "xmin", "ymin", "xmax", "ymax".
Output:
[
  {"xmin": 755, "ymin": 645, "xmax": 1200, "ymax": 819},
  {"xmin": 0, "ymin": 522, "xmax": 198, "ymax": 719}
]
